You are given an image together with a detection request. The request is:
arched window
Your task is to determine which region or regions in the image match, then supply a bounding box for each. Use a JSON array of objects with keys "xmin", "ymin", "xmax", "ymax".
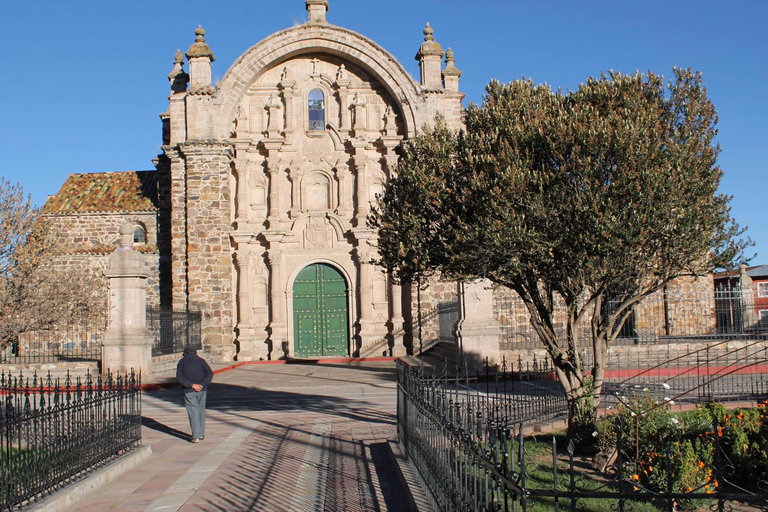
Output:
[
  {"xmin": 133, "ymin": 226, "xmax": 146, "ymax": 244},
  {"xmin": 308, "ymin": 89, "xmax": 325, "ymax": 130}
]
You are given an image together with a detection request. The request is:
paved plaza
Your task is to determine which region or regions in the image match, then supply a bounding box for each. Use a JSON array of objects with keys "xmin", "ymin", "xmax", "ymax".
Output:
[{"xmin": 47, "ymin": 361, "xmax": 426, "ymax": 512}]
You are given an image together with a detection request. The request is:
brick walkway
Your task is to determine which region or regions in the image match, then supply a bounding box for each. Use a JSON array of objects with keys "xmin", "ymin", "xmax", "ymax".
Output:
[{"xmin": 58, "ymin": 361, "xmax": 422, "ymax": 512}]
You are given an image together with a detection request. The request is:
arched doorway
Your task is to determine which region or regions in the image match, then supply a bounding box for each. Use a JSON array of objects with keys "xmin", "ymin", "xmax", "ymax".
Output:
[{"xmin": 293, "ymin": 263, "xmax": 349, "ymax": 357}]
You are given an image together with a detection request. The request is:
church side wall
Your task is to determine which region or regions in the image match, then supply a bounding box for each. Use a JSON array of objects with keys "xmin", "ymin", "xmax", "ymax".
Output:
[
  {"xmin": 45, "ymin": 213, "xmax": 161, "ymax": 308},
  {"xmin": 493, "ymin": 274, "xmax": 717, "ymax": 357},
  {"xmin": 406, "ymin": 278, "xmax": 458, "ymax": 353}
]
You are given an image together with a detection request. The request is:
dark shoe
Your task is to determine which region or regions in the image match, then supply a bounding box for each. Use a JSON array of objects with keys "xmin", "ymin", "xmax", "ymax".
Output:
[{"xmin": 199, "ymin": 435, "xmax": 204, "ymax": 441}]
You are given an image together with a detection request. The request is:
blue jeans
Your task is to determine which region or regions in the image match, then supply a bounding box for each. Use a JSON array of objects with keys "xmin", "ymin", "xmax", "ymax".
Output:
[{"xmin": 183, "ymin": 389, "xmax": 207, "ymax": 440}]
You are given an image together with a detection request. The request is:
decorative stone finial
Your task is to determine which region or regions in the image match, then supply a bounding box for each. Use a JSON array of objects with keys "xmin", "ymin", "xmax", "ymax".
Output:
[
  {"xmin": 336, "ymin": 63, "xmax": 347, "ymax": 81},
  {"xmin": 306, "ymin": 0, "xmax": 329, "ymax": 24},
  {"xmin": 443, "ymin": 48, "xmax": 462, "ymax": 77},
  {"xmin": 424, "ymin": 23, "xmax": 434, "ymax": 41},
  {"xmin": 119, "ymin": 224, "xmax": 135, "ymax": 250},
  {"xmin": 416, "ymin": 22, "xmax": 444, "ymax": 60},
  {"xmin": 415, "ymin": 22, "xmax": 444, "ymax": 89},
  {"xmin": 186, "ymin": 25, "xmax": 215, "ymax": 61},
  {"xmin": 168, "ymin": 49, "xmax": 189, "ymax": 93}
]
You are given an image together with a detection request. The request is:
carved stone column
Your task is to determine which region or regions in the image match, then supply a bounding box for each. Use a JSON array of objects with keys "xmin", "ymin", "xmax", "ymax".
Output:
[
  {"xmin": 334, "ymin": 162, "xmax": 352, "ymax": 217},
  {"xmin": 389, "ymin": 276, "xmax": 407, "ymax": 357},
  {"xmin": 233, "ymin": 144, "xmax": 250, "ymax": 228},
  {"xmin": 382, "ymin": 137, "xmax": 402, "ymax": 180},
  {"xmin": 235, "ymin": 249, "xmax": 253, "ymax": 326},
  {"xmin": 336, "ymin": 65, "xmax": 351, "ymax": 131},
  {"xmin": 287, "ymin": 164, "xmax": 306, "ymax": 218},
  {"xmin": 279, "ymin": 70, "xmax": 296, "ymax": 136},
  {"xmin": 265, "ymin": 236, "xmax": 287, "ymax": 359},
  {"xmin": 264, "ymin": 142, "xmax": 284, "ymax": 225},
  {"xmin": 350, "ymin": 140, "xmax": 369, "ymax": 225},
  {"xmin": 264, "ymin": 95, "xmax": 282, "ymax": 139},
  {"xmin": 234, "ymin": 247, "xmax": 268, "ymax": 361},
  {"xmin": 353, "ymin": 230, "xmax": 383, "ymax": 353},
  {"xmin": 102, "ymin": 224, "xmax": 154, "ymax": 375}
]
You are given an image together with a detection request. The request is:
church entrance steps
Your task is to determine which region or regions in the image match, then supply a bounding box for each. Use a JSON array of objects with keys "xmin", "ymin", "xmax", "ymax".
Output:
[{"xmin": 417, "ymin": 340, "xmax": 458, "ymax": 370}]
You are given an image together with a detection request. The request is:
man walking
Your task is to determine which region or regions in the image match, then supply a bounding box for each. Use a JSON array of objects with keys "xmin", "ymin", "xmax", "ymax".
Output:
[{"xmin": 176, "ymin": 345, "xmax": 213, "ymax": 443}]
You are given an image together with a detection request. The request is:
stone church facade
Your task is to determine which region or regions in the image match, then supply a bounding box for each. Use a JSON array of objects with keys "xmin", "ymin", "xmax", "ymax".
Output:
[
  {"xmin": 47, "ymin": 0, "xmax": 466, "ymax": 362},
  {"xmin": 44, "ymin": 0, "xmax": 716, "ymax": 365}
]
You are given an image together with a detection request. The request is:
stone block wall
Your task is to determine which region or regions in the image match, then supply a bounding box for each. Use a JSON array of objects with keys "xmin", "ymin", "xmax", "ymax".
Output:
[
  {"xmin": 494, "ymin": 274, "xmax": 718, "ymax": 351},
  {"xmin": 406, "ymin": 277, "xmax": 458, "ymax": 353},
  {"xmin": 45, "ymin": 213, "xmax": 161, "ymax": 308},
  {"xmin": 179, "ymin": 142, "xmax": 235, "ymax": 360}
]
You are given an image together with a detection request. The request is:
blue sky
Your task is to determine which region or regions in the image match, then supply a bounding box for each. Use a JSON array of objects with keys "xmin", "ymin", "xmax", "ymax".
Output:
[{"xmin": 2, "ymin": 0, "xmax": 765, "ymax": 262}]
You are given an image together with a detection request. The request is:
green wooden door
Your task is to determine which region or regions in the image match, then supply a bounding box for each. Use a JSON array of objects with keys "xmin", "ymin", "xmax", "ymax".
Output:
[{"xmin": 293, "ymin": 264, "xmax": 349, "ymax": 357}]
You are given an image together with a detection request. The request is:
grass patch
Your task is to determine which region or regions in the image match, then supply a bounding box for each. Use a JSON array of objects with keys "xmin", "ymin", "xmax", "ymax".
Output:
[{"xmin": 509, "ymin": 434, "xmax": 659, "ymax": 512}]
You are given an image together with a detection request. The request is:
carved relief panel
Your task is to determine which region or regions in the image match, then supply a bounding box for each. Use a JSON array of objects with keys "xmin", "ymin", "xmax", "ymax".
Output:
[{"xmin": 303, "ymin": 215, "xmax": 335, "ymax": 249}]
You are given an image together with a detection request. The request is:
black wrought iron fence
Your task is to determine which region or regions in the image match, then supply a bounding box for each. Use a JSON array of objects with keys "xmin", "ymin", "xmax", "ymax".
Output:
[
  {"xmin": 396, "ymin": 359, "xmax": 768, "ymax": 511},
  {"xmin": 603, "ymin": 338, "xmax": 768, "ymax": 412},
  {"xmin": 147, "ymin": 308, "xmax": 202, "ymax": 356},
  {"xmin": 0, "ymin": 370, "xmax": 141, "ymax": 511}
]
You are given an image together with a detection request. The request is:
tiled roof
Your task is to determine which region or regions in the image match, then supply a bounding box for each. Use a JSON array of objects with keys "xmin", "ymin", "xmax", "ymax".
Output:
[{"xmin": 43, "ymin": 171, "xmax": 158, "ymax": 213}]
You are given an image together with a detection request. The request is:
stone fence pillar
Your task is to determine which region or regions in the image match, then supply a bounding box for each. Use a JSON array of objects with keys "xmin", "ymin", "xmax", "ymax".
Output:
[
  {"xmin": 456, "ymin": 280, "xmax": 502, "ymax": 368},
  {"xmin": 739, "ymin": 263, "xmax": 756, "ymax": 330},
  {"xmin": 102, "ymin": 224, "xmax": 153, "ymax": 375}
]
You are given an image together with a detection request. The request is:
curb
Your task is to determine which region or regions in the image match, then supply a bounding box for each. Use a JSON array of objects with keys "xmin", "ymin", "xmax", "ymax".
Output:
[
  {"xmin": 32, "ymin": 445, "xmax": 153, "ymax": 512},
  {"xmin": 388, "ymin": 439, "xmax": 435, "ymax": 512}
]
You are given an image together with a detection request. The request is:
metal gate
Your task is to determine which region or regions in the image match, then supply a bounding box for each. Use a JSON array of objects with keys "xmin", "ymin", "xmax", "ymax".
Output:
[{"xmin": 293, "ymin": 263, "xmax": 349, "ymax": 357}]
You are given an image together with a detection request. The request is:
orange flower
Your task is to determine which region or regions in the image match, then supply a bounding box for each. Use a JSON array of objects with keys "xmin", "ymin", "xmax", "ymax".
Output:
[{"xmin": 633, "ymin": 474, "xmax": 640, "ymax": 480}]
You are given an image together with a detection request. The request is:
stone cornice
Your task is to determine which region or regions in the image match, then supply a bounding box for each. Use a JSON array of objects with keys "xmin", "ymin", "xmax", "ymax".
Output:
[{"xmin": 179, "ymin": 141, "xmax": 235, "ymax": 158}]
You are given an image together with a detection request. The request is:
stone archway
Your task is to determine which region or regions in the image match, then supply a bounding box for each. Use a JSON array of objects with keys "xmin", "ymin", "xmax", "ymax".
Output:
[{"xmin": 292, "ymin": 263, "xmax": 349, "ymax": 357}]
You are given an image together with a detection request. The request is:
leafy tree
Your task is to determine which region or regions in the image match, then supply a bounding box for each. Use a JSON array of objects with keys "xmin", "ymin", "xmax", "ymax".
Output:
[
  {"xmin": 371, "ymin": 69, "xmax": 750, "ymax": 439},
  {"xmin": 0, "ymin": 178, "xmax": 104, "ymax": 351},
  {"xmin": 368, "ymin": 122, "xmax": 462, "ymax": 349}
]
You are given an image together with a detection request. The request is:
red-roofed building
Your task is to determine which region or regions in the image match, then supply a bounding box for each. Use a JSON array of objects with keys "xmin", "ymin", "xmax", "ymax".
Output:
[
  {"xmin": 43, "ymin": 171, "xmax": 163, "ymax": 306},
  {"xmin": 713, "ymin": 264, "xmax": 768, "ymax": 330}
]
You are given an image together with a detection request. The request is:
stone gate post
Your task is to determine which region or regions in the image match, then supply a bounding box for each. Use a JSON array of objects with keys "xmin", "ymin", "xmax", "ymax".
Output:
[
  {"xmin": 739, "ymin": 263, "xmax": 756, "ymax": 330},
  {"xmin": 102, "ymin": 224, "xmax": 154, "ymax": 375},
  {"xmin": 456, "ymin": 280, "xmax": 502, "ymax": 367}
]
